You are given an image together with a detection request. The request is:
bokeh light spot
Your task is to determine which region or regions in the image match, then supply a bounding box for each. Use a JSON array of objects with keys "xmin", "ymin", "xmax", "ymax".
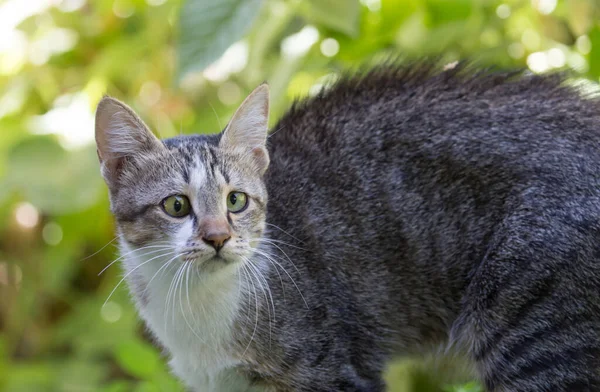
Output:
[
  {"xmin": 495, "ymin": 4, "xmax": 510, "ymax": 19},
  {"xmin": 320, "ymin": 38, "xmax": 340, "ymax": 57},
  {"xmin": 534, "ymin": 0, "xmax": 557, "ymax": 15},
  {"xmin": 101, "ymin": 301, "xmax": 123, "ymax": 323},
  {"xmin": 527, "ymin": 52, "xmax": 550, "ymax": 73},
  {"xmin": 360, "ymin": 0, "xmax": 381, "ymax": 12},
  {"xmin": 15, "ymin": 202, "xmax": 39, "ymax": 229},
  {"xmin": 139, "ymin": 81, "xmax": 162, "ymax": 107},
  {"xmin": 43, "ymin": 222, "xmax": 63, "ymax": 246},
  {"xmin": 113, "ymin": 0, "xmax": 134, "ymax": 18},
  {"xmin": 218, "ymin": 82, "xmax": 242, "ymax": 106},
  {"xmin": 576, "ymin": 35, "xmax": 591, "ymax": 55},
  {"xmin": 547, "ymin": 48, "xmax": 565, "ymax": 68},
  {"xmin": 508, "ymin": 43, "xmax": 525, "ymax": 59},
  {"xmin": 0, "ymin": 262, "xmax": 23, "ymax": 287},
  {"xmin": 522, "ymin": 29, "xmax": 541, "ymax": 51},
  {"xmin": 282, "ymin": 26, "xmax": 319, "ymax": 59}
]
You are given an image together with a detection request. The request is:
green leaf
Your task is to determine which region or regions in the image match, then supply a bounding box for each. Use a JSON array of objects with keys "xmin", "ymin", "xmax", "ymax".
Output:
[
  {"xmin": 304, "ymin": 0, "xmax": 361, "ymax": 37},
  {"xmin": 4, "ymin": 137, "xmax": 103, "ymax": 214},
  {"xmin": 426, "ymin": 0, "xmax": 472, "ymax": 25},
  {"xmin": 588, "ymin": 26, "xmax": 600, "ymax": 79},
  {"xmin": 177, "ymin": 0, "xmax": 264, "ymax": 80},
  {"xmin": 115, "ymin": 339, "xmax": 162, "ymax": 379}
]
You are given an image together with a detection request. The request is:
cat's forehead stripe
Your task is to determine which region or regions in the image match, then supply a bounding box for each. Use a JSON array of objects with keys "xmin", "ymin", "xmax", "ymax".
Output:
[{"xmin": 189, "ymin": 155, "xmax": 207, "ymax": 190}]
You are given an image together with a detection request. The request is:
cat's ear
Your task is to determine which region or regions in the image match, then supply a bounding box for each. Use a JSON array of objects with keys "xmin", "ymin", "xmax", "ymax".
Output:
[
  {"xmin": 220, "ymin": 84, "xmax": 270, "ymax": 174},
  {"xmin": 95, "ymin": 96, "xmax": 164, "ymax": 185}
]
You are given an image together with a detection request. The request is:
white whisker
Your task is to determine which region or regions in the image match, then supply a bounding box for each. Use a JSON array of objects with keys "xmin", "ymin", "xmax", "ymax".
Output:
[
  {"xmin": 243, "ymin": 257, "xmax": 274, "ymax": 346},
  {"xmin": 80, "ymin": 234, "xmax": 122, "ymax": 262},
  {"xmin": 179, "ymin": 262, "xmax": 208, "ymax": 345},
  {"xmin": 259, "ymin": 237, "xmax": 308, "ymax": 251},
  {"xmin": 165, "ymin": 263, "xmax": 185, "ymax": 331},
  {"xmin": 104, "ymin": 250, "xmax": 174, "ymax": 306},
  {"xmin": 252, "ymin": 248, "xmax": 309, "ymax": 309},
  {"xmin": 99, "ymin": 245, "xmax": 174, "ymax": 276},
  {"xmin": 264, "ymin": 223, "xmax": 305, "ymax": 244},
  {"xmin": 240, "ymin": 264, "xmax": 260, "ymax": 358}
]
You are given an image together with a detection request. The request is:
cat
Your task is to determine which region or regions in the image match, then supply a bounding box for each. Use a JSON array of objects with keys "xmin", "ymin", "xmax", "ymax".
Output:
[{"xmin": 95, "ymin": 63, "xmax": 600, "ymax": 392}]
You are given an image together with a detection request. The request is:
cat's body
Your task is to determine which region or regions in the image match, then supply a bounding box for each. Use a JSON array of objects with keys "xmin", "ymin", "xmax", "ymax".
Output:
[{"xmin": 96, "ymin": 64, "xmax": 600, "ymax": 392}]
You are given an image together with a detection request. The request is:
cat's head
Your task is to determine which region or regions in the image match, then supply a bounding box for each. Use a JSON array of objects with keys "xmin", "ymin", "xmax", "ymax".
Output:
[{"xmin": 95, "ymin": 85, "xmax": 270, "ymax": 275}]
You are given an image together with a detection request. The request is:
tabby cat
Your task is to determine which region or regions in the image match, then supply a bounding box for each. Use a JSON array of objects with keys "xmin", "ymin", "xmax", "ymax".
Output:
[{"xmin": 95, "ymin": 63, "xmax": 600, "ymax": 391}]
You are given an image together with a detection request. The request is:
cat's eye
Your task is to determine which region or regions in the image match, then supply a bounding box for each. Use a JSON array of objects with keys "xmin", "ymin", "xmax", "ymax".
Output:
[
  {"xmin": 227, "ymin": 192, "xmax": 248, "ymax": 213},
  {"xmin": 162, "ymin": 195, "xmax": 191, "ymax": 217}
]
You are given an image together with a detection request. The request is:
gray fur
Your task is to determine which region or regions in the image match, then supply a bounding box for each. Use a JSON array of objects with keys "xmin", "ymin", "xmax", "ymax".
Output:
[{"xmin": 97, "ymin": 62, "xmax": 600, "ymax": 391}]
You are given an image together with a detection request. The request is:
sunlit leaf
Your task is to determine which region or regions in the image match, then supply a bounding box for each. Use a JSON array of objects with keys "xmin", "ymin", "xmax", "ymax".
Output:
[
  {"xmin": 303, "ymin": 0, "xmax": 361, "ymax": 37},
  {"xmin": 588, "ymin": 27, "xmax": 600, "ymax": 78},
  {"xmin": 426, "ymin": 0, "xmax": 472, "ymax": 25},
  {"xmin": 177, "ymin": 0, "xmax": 264, "ymax": 80}
]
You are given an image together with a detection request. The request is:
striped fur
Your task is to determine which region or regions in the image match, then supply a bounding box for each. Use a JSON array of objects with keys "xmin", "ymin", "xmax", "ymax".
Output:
[{"xmin": 97, "ymin": 63, "xmax": 600, "ymax": 391}]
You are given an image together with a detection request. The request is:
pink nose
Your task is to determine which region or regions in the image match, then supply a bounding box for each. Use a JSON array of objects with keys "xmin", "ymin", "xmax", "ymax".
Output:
[
  {"xmin": 199, "ymin": 218, "xmax": 231, "ymax": 252},
  {"xmin": 202, "ymin": 231, "xmax": 231, "ymax": 252}
]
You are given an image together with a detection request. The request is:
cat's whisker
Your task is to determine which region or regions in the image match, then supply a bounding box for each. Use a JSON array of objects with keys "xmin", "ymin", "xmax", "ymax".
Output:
[
  {"xmin": 185, "ymin": 262, "xmax": 206, "ymax": 339},
  {"xmin": 260, "ymin": 244, "xmax": 304, "ymax": 279},
  {"xmin": 251, "ymin": 248, "xmax": 309, "ymax": 309},
  {"xmin": 240, "ymin": 264, "xmax": 260, "ymax": 359},
  {"xmin": 99, "ymin": 245, "xmax": 175, "ymax": 276},
  {"xmin": 80, "ymin": 234, "xmax": 123, "ymax": 262},
  {"xmin": 259, "ymin": 240, "xmax": 305, "ymax": 273},
  {"xmin": 247, "ymin": 250, "xmax": 285, "ymax": 301},
  {"xmin": 178, "ymin": 262, "xmax": 208, "ymax": 345},
  {"xmin": 267, "ymin": 124, "xmax": 286, "ymax": 139},
  {"xmin": 143, "ymin": 253, "xmax": 182, "ymax": 293},
  {"xmin": 259, "ymin": 237, "xmax": 308, "ymax": 251},
  {"xmin": 104, "ymin": 250, "xmax": 174, "ymax": 306},
  {"xmin": 208, "ymin": 101, "xmax": 223, "ymax": 130},
  {"xmin": 264, "ymin": 223, "xmax": 305, "ymax": 244},
  {"xmin": 243, "ymin": 257, "xmax": 274, "ymax": 346},
  {"xmin": 171, "ymin": 262, "xmax": 188, "ymax": 328},
  {"xmin": 155, "ymin": 123, "xmax": 185, "ymax": 174},
  {"xmin": 185, "ymin": 261, "xmax": 195, "ymax": 323},
  {"xmin": 165, "ymin": 262, "xmax": 185, "ymax": 331}
]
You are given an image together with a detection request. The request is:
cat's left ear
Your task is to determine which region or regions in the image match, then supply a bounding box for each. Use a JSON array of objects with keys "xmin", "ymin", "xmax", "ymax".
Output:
[{"xmin": 220, "ymin": 84, "xmax": 270, "ymax": 174}]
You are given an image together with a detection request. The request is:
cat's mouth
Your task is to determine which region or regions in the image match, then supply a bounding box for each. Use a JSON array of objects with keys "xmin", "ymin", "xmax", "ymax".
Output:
[{"xmin": 182, "ymin": 248, "xmax": 232, "ymax": 265}]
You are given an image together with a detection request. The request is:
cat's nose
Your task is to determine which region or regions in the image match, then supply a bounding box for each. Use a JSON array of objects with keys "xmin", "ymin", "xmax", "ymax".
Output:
[
  {"xmin": 202, "ymin": 231, "xmax": 231, "ymax": 252},
  {"xmin": 199, "ymin": 218, "xmax": 231, "ymax": 252}
]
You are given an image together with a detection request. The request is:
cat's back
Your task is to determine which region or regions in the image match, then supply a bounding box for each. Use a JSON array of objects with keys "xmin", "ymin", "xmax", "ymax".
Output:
[
  {"xmin": 265, "ymin": 63, "xmax": 600, "ymax": 278},
  {"xmin": 267, "ymin": 63, "xmax": 600, "ymax": 189}
]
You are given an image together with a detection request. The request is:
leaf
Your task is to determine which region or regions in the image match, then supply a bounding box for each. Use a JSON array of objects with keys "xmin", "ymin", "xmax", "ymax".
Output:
[
  {"xmin": 115, "ymin": 340, "xmax": 162, "ymax": 379},
  {"xmin": 588, "ymin": 26, "xmax": 600, "ymax": 78},
  {"xmin": 426, "ymin": 0, "xmax": 472, "ymax": 25},
  {"xmin": 304, "ymin": 0, "xmax": 361, "ymax": 37},
  {"xmin": 177, "ymin": 0, "xmax": 264, "ymax": 80},
  {"xmin": 4, "ymin": 137, "xmax": 104, "ymax": 214}
]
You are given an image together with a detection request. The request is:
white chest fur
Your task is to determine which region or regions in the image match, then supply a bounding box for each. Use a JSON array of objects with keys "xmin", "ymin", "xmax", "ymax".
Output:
[{"xmin": 123, "ymin": 248, "xmax": 258, "ymax": 391}]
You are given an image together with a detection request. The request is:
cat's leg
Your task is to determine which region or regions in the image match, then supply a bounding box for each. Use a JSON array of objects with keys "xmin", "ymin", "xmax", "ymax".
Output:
[{"xmin": 455, "ymin": 224, "xmax": 600, "ymax": 391}]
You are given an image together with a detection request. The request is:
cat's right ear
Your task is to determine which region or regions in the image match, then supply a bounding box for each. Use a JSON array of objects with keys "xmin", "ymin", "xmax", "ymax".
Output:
[
  {"xmin": 220, "ymin": 84, "xmax": 270, "ymax": 175},
  {"xmin": 95, "ymin": 96, "xmax": 164, "ymax": 185}
]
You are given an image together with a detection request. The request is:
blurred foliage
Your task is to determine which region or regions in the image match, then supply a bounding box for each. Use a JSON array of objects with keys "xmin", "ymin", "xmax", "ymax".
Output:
[{"xmin": 0, "ymin": 0, "xmax": 599, "ymax": 390}]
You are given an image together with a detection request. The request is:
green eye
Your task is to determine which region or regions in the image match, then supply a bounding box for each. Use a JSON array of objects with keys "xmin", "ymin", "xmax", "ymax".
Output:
[
  {"xmin": 162, "ymin": 195, "xmax": 191, "ymax": 217},
  {"xmin": 227, "ymin": 192, "xmax": 248, "ymax": 213}
]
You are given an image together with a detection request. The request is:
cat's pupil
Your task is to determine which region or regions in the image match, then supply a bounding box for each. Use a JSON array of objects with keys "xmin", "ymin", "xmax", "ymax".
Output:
[
  {"xmin": 174, "ymin": 199, "xmax": 181, "ymax": 211},
  {"xmin": 230, "ymin": 193, "xmax": 237, "ymax": 205}
]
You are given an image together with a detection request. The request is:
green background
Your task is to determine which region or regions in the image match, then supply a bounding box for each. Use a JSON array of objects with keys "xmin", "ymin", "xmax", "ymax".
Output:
[{"xmin": 0, "ymin": 0, "xmax": 598, "ymax": 390}]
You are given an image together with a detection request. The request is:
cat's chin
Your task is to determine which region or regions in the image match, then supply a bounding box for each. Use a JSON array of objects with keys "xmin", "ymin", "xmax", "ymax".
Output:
[{"xmin": 197, "ymin": 255, "xmax": 244, "ymax": 275}]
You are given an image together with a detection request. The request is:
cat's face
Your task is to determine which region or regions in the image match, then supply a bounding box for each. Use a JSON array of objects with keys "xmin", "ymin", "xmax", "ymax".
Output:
[{"xmin": 95, "ymin": 85, "xmax": 270, "ymax": 275}]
